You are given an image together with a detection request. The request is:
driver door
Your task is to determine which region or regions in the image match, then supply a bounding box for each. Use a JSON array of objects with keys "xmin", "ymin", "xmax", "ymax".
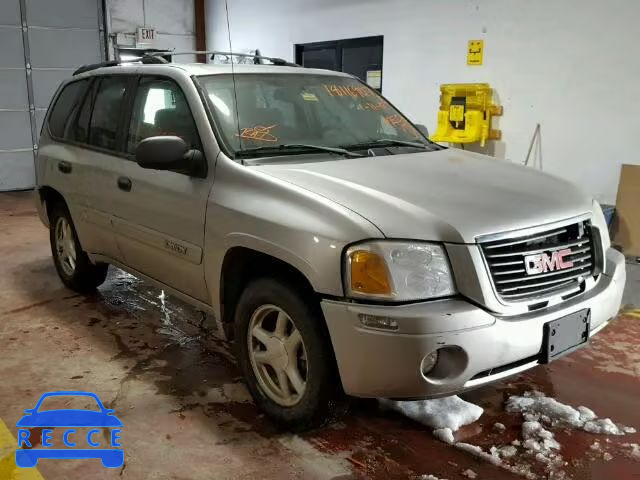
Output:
[{"xmin": 110, "ymin": 75, "xmax": 212, "ymax": 302}]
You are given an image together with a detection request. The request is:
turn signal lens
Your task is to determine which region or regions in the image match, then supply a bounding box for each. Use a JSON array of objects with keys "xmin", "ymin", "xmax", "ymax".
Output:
[{"xmin": 350, "ymin": 250, "xmax": 392, "ymax": 296}]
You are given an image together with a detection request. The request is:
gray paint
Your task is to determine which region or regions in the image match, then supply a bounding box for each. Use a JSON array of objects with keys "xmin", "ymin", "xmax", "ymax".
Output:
[
  {"xmin": 25, "ymin": 0, "xmax": 101, "ymax": 29},
  {"xmin": 0, "ymin": 0, "xmax": 21, "ymax": 24},
  {"xmin": 0, "ymin": 111, "xmax": 32, "ymax": 151},
  {"xmin": 0, "ymin": 70, "xmax": 29, "ymax": 109},
  {"xmin": 0, "ymin": 27, "xmax": 25, "ymax": 67},
  {"xmin": 28, "ymin": 29, "xmax": 101, "ymax": 68},
  {"xmin": 0, "ymin": 151, "xmax": 35, "ymax": 190}
]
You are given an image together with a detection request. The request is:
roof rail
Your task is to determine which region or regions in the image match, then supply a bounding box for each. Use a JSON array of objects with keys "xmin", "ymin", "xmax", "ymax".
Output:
[
  {"xmin": 72, "ymin": 50, "xmax": 300, "ymax": 76},
  {"xmin": 72, "ymin": 55, "xmax": 166, "ymax": 75},
  {"xmin": 143, "ymin": 50, "xmax": 301, "ymax": 67},
  {"xmin": 72, "ymin": 60, "xmax": 121, "ymax": 76}
]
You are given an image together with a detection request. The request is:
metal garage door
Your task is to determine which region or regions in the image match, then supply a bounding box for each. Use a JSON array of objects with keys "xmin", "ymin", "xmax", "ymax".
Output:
[{"xmin": 0, "ymin": 0, "xmax": 105, "ymax": 191}]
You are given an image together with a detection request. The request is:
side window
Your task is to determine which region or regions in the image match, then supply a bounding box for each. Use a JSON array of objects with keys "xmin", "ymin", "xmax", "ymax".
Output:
[
  {"xmin": 88, "ymin": 77, "xmax": 129, "ymax": 151},
  {"xmin": 47, "ymin": 80, "xmax": 88, "ymax": 139},
  {"xmin": 69, "ymin": 80, "xmax": 97, "ymax": 144},
  {"xmin": 127, "ymin": 78, "xmax": 201, "ymax": 154}
]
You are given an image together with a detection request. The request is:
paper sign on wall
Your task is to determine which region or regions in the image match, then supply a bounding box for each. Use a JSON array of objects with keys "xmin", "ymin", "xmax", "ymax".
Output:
[
  {"xmin": 467, "ymin": 40, "xmax": 483, "ymax": 66},
  {"xmin": 366, "ymin": 70, "xmax": 382, "ymax": 89}
]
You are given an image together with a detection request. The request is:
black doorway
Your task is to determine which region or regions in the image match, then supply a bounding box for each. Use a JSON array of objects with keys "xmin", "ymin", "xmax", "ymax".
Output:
[{"xmin": 295, "ymin": 36, "xmax": 383, "ymax": 91}]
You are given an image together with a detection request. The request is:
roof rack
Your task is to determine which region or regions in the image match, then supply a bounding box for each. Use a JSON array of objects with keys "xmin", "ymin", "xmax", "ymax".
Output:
[
  {"xmin": 72, "ymin": 50, "xmax": 300, "ymax": 76},
  {"xmin": 141, "ymin": 50, "xmax": 300, "ymax": 67}
]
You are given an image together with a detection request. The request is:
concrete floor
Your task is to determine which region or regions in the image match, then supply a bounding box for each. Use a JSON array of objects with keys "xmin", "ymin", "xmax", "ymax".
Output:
[{"xmin": 0, "ymin": 191, "xmax": 639, "ymax": 480}]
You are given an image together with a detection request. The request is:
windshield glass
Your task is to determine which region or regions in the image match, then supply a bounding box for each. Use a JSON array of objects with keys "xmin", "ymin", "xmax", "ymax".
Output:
[{"xmin": 197, "ymin": 73, "xmax": 425, "ymax": 156}]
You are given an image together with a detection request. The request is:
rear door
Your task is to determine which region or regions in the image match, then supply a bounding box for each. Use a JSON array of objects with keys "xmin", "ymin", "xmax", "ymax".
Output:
[
  {"xmin": 38, "ymin": 75, "xmax": 132, "ymax": 260},
  {"xmin": 65, "ymin": 75, "xmax": 132, "ymax": 260},
  {"xmin": 110, "ymin": 74, "xmax": 212, "ymax": 302}
]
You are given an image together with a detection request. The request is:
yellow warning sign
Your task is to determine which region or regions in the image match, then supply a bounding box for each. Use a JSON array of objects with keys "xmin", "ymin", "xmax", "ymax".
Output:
[
  {"xmin": 467, "ymin": 40, "xmax": 484, "ymax": 66},
  {"xmin": 449, "ymin": 105, "xmax": 465, "ymax": 122}
]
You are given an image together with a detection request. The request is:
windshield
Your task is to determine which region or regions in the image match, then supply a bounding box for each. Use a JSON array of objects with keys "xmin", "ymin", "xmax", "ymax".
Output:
[{"xmin": 197, "ymin": 73, "xmax": 427, "ymax": 157}]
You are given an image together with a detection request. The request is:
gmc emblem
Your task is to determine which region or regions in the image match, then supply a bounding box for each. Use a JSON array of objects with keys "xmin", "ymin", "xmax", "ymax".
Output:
[{"xmin": 524, "ymin": 248, "xmax": 574, "ymax": 275}]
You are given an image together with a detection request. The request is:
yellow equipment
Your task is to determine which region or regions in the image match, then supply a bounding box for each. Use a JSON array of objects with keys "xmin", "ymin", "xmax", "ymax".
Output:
[{"xmin": 430, "ymin": 83, "xmax": 502, "ymax": 147}]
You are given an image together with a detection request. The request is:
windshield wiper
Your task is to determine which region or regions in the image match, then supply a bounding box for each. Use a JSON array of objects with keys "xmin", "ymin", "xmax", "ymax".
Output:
[
  {"xmin": 235, "ymin": 143, "xmax": 363, "ymax": 159},
  {"xmin": 343, "ymin": 138, "xmax": 430, "ymax": 150}
]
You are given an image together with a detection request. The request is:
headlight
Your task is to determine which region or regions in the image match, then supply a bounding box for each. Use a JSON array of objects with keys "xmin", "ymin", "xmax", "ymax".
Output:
[{"xmin": 344, "ymin": 241, "xmax": 457, "ymax": 301}]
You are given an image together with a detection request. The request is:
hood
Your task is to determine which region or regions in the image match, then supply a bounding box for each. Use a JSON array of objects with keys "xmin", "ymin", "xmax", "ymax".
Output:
[{"xmin": 253, "ymin": 149, "xmax": 592, "ymax": 243}]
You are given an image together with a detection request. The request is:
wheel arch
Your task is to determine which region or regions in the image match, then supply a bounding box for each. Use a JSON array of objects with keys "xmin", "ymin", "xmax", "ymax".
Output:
[
  {"xmin": 37, "ymin": 185, "xmax": 68, "ymax": 226},
  {"xmin": 218, "ymin": 246, "xmax": 321, "ymax": 340}
]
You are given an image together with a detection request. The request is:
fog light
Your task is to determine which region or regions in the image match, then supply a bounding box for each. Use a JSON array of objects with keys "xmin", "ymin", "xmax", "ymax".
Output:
[
  {"xmin": 421, "ymin": 350, "xmax": 439, "ymax": 375},
  {"xmin": 358, "ymin": 314, "xmax": 398, "ymax": 331}
]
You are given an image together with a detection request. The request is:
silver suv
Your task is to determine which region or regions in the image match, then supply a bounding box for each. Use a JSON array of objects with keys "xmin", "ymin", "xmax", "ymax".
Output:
[{"xmin": 35, "ymin": 56, "xmax": 626, "ymax": 430}]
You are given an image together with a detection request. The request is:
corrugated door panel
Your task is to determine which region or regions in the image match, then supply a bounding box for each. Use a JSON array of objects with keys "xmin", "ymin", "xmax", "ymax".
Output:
[
  {"xmin": 0, "ymin": 17, "xmax": 33, "ymax": 191},
  {"xmin": 25, "ymin": 0, "xmax": 100, "ymax": 29},
  {"xmin": 0, "ymin": 151, "xmax": 35, "ymax": 190},
  {"xmin": 0, "ymin": 0, "xmax": 103, "ymax": 191}
]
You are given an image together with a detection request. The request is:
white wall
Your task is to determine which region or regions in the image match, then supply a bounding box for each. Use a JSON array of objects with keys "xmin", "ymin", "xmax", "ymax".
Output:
[
  {"xmin": 107, "ymin": 0, "xmax": 196, "ymax": 58},
  {"xmin": 206, "ymin": 0, "xmax": 639, "ymax": 204}
]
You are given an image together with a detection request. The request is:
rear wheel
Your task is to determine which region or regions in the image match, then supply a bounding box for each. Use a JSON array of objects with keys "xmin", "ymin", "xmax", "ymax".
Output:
[
  {"xmin": 49, "ymin": 203, "xmax": 108, "ymax": 293},
  {"xmin": 235, "ymin": 277, "xmax": 345, "ymax": 431}
]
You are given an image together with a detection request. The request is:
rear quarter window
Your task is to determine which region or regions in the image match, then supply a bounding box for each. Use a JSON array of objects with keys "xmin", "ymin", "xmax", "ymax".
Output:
[{"xmin": 48, "ymin": 79, "xmax": 89, "ymax": 139}]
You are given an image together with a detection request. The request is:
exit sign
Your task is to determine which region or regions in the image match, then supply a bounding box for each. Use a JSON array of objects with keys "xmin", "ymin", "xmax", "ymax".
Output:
[{"xmin": 136, "ymin": 27, "xmax": 156, "ymax": 43}]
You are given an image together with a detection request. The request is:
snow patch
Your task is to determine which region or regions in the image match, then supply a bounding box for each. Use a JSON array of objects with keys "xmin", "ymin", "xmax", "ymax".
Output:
[
  {"xmin": 379, "ymin": 396, "xmax": 483, "ymax": 431},
  {"xmin": 492, "ymin": 422, "xmax": 506, "ymax": 432},
  {"xmin": 432, "ymin": 427, "xmax": 455, "ymax": 444},
  {"xmin": 461, "ymin": 469, "xmax": 477, "ymax": 479},
  {"xmin": 455, "ymin": 442, "xmax": 502, "ymax": 466},
  {"xmin": 419, "ymin": 475, "xmax": 447, "ymax": 480},
  {"xmin": 496, "ymin": 445, "xmax": 518, "ymax": 459},
  {"xmin": 506, "ymin": 391, "xmax": 635, "ymax": 435},
  {"xmin": 623, "ymin": 443, "xmax": 640, "ymax": 459}
]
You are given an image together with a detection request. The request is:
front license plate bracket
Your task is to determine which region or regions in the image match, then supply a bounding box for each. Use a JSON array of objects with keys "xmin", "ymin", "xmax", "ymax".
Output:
[{"xmin": 541, "ymin": 309, "xmax": 590, "ymax": 363}]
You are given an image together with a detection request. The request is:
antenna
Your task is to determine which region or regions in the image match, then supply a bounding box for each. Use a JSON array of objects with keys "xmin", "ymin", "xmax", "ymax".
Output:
[{"xmin": 224, "ymin": 0, "xmax": 243, "ymax": 155}]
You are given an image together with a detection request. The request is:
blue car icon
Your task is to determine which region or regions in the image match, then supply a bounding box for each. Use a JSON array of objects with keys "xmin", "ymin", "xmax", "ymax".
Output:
[{"xmin": 15, "ymin": 391, "xmax": 123, "ymax": 468}]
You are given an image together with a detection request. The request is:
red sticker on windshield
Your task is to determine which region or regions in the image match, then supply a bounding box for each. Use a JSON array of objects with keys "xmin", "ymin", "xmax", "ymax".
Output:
[{"xmin": 237, "ymin": 124, "xmax": 278, "ymax": 143}]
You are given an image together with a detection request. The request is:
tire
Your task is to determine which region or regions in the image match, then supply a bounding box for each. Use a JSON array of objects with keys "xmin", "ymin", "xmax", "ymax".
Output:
[
  {"xmin": 49, "ymin": 202, "xmax": 108, "ymax": 293},
  {"xmin": 234, "ymin": 277, "xmax": 345, "ymax": 431}
]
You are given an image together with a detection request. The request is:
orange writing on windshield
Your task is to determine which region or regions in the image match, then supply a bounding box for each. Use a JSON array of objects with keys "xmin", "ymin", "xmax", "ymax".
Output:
[
  {"xmin": 323, "ymin": 84, "xmax": 374, "ymax": 98},
  {"xmin": 237, "ymin": 124, "xmax": 278, "ymax": 142},
  {"xmin": 384, "ymin": 115, "xmax": 419, "ymax": 137},
  {"xmin": 357, "ymin": 100, "xmax": 389, "ymax": 111}
]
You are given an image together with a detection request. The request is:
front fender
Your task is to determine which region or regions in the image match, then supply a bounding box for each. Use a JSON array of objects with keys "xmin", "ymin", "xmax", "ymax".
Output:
[{"xmin": 203, "ymin": 154, "xmax": 382, "ymax": 318}]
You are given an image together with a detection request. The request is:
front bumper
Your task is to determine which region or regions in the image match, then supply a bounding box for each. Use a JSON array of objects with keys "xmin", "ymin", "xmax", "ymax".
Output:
[{"xmin": 322, "ymin": 248, "xmax": 626, "ymax": 399}]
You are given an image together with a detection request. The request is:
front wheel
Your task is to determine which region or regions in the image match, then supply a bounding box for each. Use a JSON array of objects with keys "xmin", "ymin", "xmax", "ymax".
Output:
[
  {"xmin": 49, "ymin": 203, "xmax": 108, "ymax": 293},
  {"xmin": 235, "ymin": 278, "xmax": 345, "ymax": 431}
]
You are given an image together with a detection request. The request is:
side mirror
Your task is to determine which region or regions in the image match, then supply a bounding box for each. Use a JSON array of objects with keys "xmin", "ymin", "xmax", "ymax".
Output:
[
  {"xmin": 415, "ymin": 123, "xmax": 429, "ymax": 139},
  {"xmin": 135, "ymin": 136, "xmax": 205, "ymax": 177}
]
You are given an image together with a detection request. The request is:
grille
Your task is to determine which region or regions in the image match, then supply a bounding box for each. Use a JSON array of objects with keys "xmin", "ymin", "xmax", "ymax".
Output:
[{"xmin": 479, "ymin": 221, "xmax": 595, "ymax": 302}]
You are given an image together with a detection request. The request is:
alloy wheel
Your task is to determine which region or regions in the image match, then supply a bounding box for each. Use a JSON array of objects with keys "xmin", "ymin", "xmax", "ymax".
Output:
[
  {"xmin": 247, "ymin": 304, "xmax": 308, "ymax": 407},
  {"xmin": 54, "ymin": 216, "xmax": 77, "ymax": 276}
]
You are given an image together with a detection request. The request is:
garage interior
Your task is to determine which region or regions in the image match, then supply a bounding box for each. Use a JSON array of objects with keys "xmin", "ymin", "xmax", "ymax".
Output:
[{"xmin": 1, "ymin": 1, "xmax": 639, "ymax": 479}]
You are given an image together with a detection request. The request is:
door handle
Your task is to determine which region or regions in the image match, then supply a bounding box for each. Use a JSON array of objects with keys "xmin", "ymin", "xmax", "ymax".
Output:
[
  {"xmin": 117, "ymin": 176, "xmax": 132, "ymax": 192},
  {"xmin": 58, "ymin": 161, "xmax": 72, "ymax": 174}
]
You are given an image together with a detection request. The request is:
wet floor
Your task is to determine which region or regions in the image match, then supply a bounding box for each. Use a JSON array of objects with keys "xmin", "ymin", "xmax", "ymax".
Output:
[{"xmin": 0, "ymin": 191, "xmax": 638, "ymax": 480}]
